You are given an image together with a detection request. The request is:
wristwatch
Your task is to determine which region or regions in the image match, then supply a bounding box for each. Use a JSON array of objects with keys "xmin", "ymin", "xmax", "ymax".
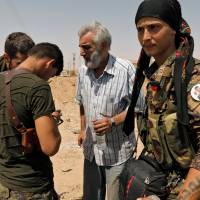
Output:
[{"xmin": 110, "ymin": 117, "xmax": 116, "ymax": 126}]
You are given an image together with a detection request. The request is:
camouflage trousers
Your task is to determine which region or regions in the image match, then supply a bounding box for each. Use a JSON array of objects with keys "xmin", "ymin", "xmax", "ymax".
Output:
[{"xmin": 0, "ymin": 182, "xmax": 58, "ymax": 200}]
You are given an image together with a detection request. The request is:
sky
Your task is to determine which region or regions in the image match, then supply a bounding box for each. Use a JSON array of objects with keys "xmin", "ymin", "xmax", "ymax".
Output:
[{"xmin": 0, "ymin": 0, "xmax": 199, "ymax": 69}]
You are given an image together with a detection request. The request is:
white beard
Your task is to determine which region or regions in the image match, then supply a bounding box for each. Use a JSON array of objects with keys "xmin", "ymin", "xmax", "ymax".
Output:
[{"xmin": 85, "ymin": 50, "xmax": 101, "ymax": 69}]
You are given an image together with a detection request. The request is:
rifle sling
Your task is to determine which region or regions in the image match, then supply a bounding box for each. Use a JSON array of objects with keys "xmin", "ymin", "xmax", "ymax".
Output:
[{"xmin": 2, "ymin": 69, "xmax": 29, "ymax": 134}]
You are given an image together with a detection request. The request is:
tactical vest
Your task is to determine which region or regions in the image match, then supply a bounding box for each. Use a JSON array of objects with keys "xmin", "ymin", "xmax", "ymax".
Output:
[{"xmin": 138, "ymin": 59, "xmax": 200, "ymax": 170}]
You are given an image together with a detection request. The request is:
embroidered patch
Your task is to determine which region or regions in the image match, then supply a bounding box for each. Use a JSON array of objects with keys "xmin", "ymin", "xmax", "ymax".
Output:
[{"xmin": 191, "ymin": 83, "xmax": 200, "ymax": 101}]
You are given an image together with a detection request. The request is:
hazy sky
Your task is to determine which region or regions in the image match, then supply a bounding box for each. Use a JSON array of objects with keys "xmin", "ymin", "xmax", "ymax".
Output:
[{"xmin": 0, "ymin": 0, "xmax": 199, "ymax": 68}]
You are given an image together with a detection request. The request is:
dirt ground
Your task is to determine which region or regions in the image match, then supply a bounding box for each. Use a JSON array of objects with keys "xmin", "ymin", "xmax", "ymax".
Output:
[
  {"xmin": 49, "ymin": 75, "xmax": 143, "ymax": 200},
  {"xmin": 50, "ymin": 76, "xmax": 83, "ymax": 200}
]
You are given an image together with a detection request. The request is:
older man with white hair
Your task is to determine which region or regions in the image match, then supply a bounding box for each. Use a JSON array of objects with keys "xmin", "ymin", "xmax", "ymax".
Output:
[{"xmin": 76, "ymin": 21, "xmax": 144, "ymax": 200}]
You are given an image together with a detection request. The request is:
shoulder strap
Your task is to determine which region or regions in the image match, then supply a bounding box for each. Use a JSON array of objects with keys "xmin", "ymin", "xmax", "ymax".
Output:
[
  {"xmin": 123, "ymin": 51, "xmax": 150, "ymax": 135},
  {"xmin": 174, "ymin": 33, "xmax": 195, "ymax": 125},
  {"xmin": 174, "ymin": 54, "xmax": 195, "ymax": 126},
  {"xmin": 1, "ymin": 69, "xmax": 29, "ymax": 134}
]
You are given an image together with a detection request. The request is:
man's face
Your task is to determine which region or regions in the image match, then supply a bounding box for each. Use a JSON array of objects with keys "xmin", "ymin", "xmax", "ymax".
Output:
[
  {"xmin": 42, "ymin": 63, "xmax": 58, "ymax": 81},
  {"xmin": 8, "ymin": 52, "xmax": 28, "ymax": 69},
  {"xmin": 79, "ymin": 31, "xmax": 101, "ymax": 69},
  {"xmin": 35, "ymin": 58, "xmax": 58, "ymax": 81},
  {"xmin": 136, "ymin": 17, "xmax": 176, "ymax": 61},
  {"xmin": 44, "ymin": 67, "xmax": 58, "ymax": 81}
]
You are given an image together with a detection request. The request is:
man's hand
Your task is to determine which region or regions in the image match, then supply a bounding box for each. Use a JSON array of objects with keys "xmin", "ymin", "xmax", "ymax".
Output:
[
  {"xmin": 78, "ymin": 130, "xmax": 86, "ymax": 147},
  {"xmin": 93, "ymin": 117, "xmax": 112, "ymax": 135},
  {"xmin": 177, "ymin": 168, "xmax": 200, "ymax": 200},
  {"xmin": 52, "ymin": 109, "xmax": 63, "ymax": 125}
]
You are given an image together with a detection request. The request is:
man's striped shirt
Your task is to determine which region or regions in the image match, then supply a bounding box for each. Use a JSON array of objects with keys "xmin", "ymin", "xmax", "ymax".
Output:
[{"xmin": 75, "ymin": 54, "xmax": 144, "ymax": 166}]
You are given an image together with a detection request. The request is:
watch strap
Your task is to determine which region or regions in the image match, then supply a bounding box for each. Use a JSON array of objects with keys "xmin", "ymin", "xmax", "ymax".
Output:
[{"xmin": 110, "ymin": 117, "xmax": 116, "ymax": 126}]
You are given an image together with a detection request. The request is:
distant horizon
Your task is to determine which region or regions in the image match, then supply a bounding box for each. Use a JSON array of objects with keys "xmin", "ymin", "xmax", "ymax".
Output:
[{"xmin": 0, "ymin": 0, "xmax": 199, "ymax": 69}]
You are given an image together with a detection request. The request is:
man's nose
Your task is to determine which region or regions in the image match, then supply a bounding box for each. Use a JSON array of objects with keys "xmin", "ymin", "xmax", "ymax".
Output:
[
  {"xmin": 80, "ymin": 48, "xmax": 86, "ymax": 56},
  {"xmin": 143, "ymin": 29, "xmax": 151, "ymax": 41}
]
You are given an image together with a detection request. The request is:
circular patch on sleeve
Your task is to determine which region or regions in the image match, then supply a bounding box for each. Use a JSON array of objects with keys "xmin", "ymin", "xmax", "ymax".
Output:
[{"xmin": 191, "ymin": 83, "xmax": 200, "ymax": 101}]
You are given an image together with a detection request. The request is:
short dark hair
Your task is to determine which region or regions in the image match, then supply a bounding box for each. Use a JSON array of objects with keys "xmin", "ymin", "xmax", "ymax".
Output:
[
  {"xmin": 28, "ymin": 42, "xmax": 64, "ymax": 75},
  {"xmin": 4, "ymin": 32, "xmax": 35, "ymax": 58}
]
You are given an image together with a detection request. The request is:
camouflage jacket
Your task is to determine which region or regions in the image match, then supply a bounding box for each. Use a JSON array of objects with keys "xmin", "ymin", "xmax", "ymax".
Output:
[{"xmin": 138, "ymin": 53, "xmax": 200, "ymax": 171}]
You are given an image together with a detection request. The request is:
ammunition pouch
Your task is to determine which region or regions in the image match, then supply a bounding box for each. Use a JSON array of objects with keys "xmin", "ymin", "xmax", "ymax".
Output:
[{"xmin": 138, "ymin": 76, "xmax": 195, "ymax": 170}]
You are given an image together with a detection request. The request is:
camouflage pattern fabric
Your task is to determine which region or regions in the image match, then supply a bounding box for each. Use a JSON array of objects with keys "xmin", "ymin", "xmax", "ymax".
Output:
[
  {"xmin": 138, "ymin": 57, "xmax": 200, "ymax": 199},
  {"xmin": 0, "ymin": 182, "xmax": 58, "ymax": 200},
  {"xmin": 140, "ymin": 53, "xmax": 195, "ymax": 170},
  {"xmin": 187, "ymin": 59, "xmax": 200, "ymax": 170}
]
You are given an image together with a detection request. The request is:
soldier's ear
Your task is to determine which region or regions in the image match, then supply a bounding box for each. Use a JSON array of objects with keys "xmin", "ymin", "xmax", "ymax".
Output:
[
  {"xmin": 46, "ymin": 59, "xmax": 55, "ymax": 68},
  {"xmin": 171, "ymin": 29, "xmax": 176, "ymax": 37}
]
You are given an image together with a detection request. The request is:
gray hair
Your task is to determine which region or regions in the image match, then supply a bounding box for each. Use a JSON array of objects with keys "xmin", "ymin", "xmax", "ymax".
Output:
[{"xmin": 78, "ymin": 21, "xmax": 112, "ymax": 48}]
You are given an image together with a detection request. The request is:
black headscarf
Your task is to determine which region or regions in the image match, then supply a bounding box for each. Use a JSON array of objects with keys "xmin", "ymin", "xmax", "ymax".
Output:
[{"xmin": 135, "ymin": 0, "xmax": 182, "ymax": 33}]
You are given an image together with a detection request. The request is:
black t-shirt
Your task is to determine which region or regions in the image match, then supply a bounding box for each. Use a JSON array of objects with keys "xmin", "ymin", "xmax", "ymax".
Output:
[{"xmin": 0, "ymin": 71, "xmax": 56, "ymax": 193}]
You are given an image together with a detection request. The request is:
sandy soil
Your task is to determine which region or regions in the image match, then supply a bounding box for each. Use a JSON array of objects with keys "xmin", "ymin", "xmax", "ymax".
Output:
[
  {"xmin": 50, "ymin": 76, "xmax": 83, "ymax": 200},
  {"xmin": 49, "ymin": 75, "xmax": 143, "ymax": 200}
]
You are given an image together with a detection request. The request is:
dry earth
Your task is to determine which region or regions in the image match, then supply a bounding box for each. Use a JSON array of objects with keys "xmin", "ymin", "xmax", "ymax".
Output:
[
  {"xmin": 49, "ymin": 75, "xmax": 143, "ymax": 200},
  {"xmin": 50, "ymin": 76, "xmax": 83, "ymax": 200}
]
